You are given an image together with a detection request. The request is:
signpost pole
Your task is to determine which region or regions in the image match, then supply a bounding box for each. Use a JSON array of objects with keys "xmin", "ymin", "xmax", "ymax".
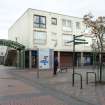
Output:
[
  {"xmin": 67, "ymin": 34, "xmax": 88, "ymax": 88},
  {"xmin": 37, "ymin": 68, "xmax": 39, "ymax": 79},
  {"xmin": 37, "ymin": 49, "xmax": 39, "ymax": 79},
  {"xmin": 72, "ymin": 35, "xmax": 75, "ymax": 86}
]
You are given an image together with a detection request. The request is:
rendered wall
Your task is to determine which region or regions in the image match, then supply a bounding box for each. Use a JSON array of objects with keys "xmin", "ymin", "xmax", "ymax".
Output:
[{"xmin": 8, "ymin": 8, "xmax": 92, "ymax": 52}]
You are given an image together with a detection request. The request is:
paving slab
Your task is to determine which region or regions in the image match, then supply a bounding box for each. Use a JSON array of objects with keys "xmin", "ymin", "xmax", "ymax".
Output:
[
  {"xmin": 12, "ymin": 67, "xmax": 105, "ymax": 105},
  {"xmin": 1, "ymin": 65, "xmax": 105, "ymax": 105}
]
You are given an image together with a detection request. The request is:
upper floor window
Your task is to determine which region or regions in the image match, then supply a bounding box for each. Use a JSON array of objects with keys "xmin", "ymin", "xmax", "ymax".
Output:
[
  {"xmin": 76, "ymin": 22, "xmax": 80, "ymax": 29},
  {"xmin": 51, "ymin": 18, "xmax": 57, "ymax": 25},
  {"xmin": 62, "ymin": 19, "xmax": 72, "ymax": 28},
  {"xmin": 62, "ymin": 34, "xmax": 73, "ymax": 46},
  {"xmin": 33, "ymin": 15, "xmax": 46, "ymax": 28},
  {"xmin": 33, "ymin": 31, "xmax": 47, "ymax": 44},
  {"xmin": 62, "ymin": 19, "xmax": 72, "ymax": 32},
  {"xmin": 103, "ymin": 33, "xmax": 105, "ymax": 38},
  {"xmin": 62, "ymin": 19, "xmax": 66, "ymax": 26}
]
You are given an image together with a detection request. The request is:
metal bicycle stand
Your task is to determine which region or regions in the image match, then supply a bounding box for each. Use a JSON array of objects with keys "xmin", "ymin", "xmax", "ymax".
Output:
[{"xmin": 72, "ymin": 73, "xmax": 83, "ymax": 89}]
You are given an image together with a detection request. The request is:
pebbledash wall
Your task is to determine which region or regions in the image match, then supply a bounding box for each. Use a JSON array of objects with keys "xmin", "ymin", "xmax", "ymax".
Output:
[{"xmin": 8, "ymin": 8, "xmax": 93, "ymax": 69}]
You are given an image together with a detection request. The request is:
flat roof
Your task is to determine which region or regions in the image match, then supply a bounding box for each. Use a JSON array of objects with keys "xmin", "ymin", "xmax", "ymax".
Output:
[{"xmin": 30, "ymin": 8, "xmax": 83, "ymax": 19}]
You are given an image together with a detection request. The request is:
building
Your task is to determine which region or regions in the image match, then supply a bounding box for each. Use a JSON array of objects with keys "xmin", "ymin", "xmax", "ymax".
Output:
[
  {"xmin": 8, "ymin": 8, "xmax": 93, "ymax": 69},
  {"xmin": 0, "ymin": 46, "xmax": 7, "ymax": 65}
]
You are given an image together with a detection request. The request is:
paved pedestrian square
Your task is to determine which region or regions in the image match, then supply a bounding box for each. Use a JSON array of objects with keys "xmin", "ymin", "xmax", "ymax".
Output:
[{"xmin": 1, "ymin": 65, "xmax": 105, "ymax": 105}]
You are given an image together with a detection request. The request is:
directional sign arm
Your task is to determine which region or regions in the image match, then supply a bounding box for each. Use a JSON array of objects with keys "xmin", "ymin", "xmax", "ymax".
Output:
[
  {"xmin": 75, "ymin": 39, "xmax": 86, "ymax": 41},
  {"xmin": 66, "ymin": 40, "xmax": 73, "ymax": 43},
  {"xmin": 75, "ymin": 42, "xmax": 88, "ymax": 45},
  {"xmin": 75, "ymin": 35, "xmax": 83, "ymax": 38}
]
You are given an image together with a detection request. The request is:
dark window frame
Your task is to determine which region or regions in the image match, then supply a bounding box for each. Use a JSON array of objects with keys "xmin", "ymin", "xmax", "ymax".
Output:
[
  {"xmin": 51, "ymin": 18, "xmax": 57, "ymax": 25},
  {"xmin": 33, "ymin": 15, "xmax": 46, "ymax": 28}
]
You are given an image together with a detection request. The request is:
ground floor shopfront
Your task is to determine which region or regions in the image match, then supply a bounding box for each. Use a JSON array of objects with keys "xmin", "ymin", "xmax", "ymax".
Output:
[
  {"xmin": 0, "ymin": 56, "xmax": 4, "ymax": 65},
  {"xmin": 25, "ymin": 50, "xmax": 94, "ymax": 69}
]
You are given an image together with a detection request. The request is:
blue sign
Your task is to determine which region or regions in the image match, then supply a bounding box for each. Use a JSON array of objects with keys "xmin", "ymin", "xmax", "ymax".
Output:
[
  {"xmin": 40, "ymin": 59, "xmax": 48, "ymax": 65},
  {"xmin": 38, "ymin": 49, "xmax": 53, "ymax": 69}
]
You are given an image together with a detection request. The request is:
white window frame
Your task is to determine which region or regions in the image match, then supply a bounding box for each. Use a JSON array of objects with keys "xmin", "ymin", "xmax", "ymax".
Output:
[
  {"xmin": 33, "ymin": 31, "xmax": 47, "ymax": 44},
  {"xmin": 62, "ymin": 19, "xmax": 72, "ymax": 32},
  {"xmin": 76, "ymin": 22, "xmax": 81, "ymax": 30},
  {"xmin": 62, "ymin": 34, "xmax": 73, "ymax": 46}
]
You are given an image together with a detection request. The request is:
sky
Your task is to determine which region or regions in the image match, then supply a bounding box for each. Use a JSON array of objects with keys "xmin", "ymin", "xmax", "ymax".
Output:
[{"xmin": 0, "ymin": 0, "xmax": 105, "ymax": 39}]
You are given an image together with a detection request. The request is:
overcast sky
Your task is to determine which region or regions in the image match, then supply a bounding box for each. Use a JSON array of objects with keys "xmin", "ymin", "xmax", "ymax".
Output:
[{"xmin": 0, "ymin": 0, "xmax": 105, "ymax": 39}]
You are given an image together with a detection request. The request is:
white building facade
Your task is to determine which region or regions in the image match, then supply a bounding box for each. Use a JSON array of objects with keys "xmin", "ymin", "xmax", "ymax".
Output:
[{"xmin": 8, "ymin": 8, "xmax": 93, "ymax": 68}]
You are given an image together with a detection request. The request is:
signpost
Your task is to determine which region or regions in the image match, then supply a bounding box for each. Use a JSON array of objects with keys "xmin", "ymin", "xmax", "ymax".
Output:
[
  {"xmin": 75, "ymin": 42, "xmax": 88, "ymax": 45},
  {"xmin": 67, "ymin": 35, "xmax": 88, "ymax": 89}
]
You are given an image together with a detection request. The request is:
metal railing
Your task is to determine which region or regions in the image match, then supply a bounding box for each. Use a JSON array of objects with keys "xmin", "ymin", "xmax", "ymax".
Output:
[
  {"xmin": 72, "ymin": 73, "xmax": 83, "ymax": 89},
  {"xmin": 86, "ymin": 72, "xmax": 96, "ymax": 84}
]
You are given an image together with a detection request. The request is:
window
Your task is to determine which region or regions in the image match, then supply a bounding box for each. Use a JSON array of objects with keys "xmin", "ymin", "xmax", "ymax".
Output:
[
  {"xmin": 62, "ymin": 19, "xmax": 66, "ymax": 26},
  {"xmin": 62, "ymin": 35, "xmax": 73, "ymax": 46},
  {"xmin": 33, "ymin": 31, "xmax": 47, "ymax": 44},
  {"xmin": 76, "ymin": 22, "xmax": 80, "ymax": 29},
  {"xmin": 33, "ymin": 15, "xmax": 46, "ymax": 28},
  {"xmin": 62, "ymin": 19, "xmax": 72, "ymax": 31},
  {"xmin": 62, "ymin": 19, "xmax": 72, "ymax": 27},
  {"xmin": 103, "ymin": 33, "xmax": 105, "ymax": 38},
  {"xmin": 51, "ymin": 18, "xmax": 57, "ymax": 25},
  {"xmin": 67, "ymin": 20, "xmax": 72, "ymax": 27}
]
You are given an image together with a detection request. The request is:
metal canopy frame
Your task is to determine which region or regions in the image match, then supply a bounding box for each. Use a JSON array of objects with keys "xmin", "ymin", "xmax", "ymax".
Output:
[
  {"xmin": 0, "ymin": 39, "xmax": 25, "ymax": 69},
  {"xmin": 0, "ymin": 39, "xmax": 25, "ymax": 50}
]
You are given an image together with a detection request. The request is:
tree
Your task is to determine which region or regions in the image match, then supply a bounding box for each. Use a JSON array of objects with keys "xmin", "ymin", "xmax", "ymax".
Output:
[
  {"xmin": 91, "ymin": 38, "xmax": 98, "ymax": 66},
  {"xmin": 83, "ymin": 13, "xmax": 105, "ymax": 81}
]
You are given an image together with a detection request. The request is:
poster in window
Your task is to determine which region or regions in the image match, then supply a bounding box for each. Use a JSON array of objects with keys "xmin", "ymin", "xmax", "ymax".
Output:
[{"xmin": 38, "ymin": 49, "xmax": 53, "ymax": 70}]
